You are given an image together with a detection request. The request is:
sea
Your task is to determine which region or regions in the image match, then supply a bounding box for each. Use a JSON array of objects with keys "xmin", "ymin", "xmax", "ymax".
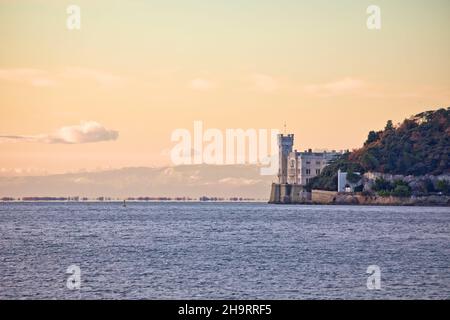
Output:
[{"xmin": 0, "ymin": 202, "xmax": 449, "ymax": 299}]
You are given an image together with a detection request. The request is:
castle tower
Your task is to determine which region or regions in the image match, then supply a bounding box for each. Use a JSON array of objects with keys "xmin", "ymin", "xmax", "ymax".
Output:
[{"xmin": 277, "ymin": 134, "xmax": 294, "ymax": 184}]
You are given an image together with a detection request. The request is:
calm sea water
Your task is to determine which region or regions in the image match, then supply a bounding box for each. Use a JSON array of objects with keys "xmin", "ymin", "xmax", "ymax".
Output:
[{"xmin": 0, "ymin": 202, "xmax": 449, "ymax": 299}]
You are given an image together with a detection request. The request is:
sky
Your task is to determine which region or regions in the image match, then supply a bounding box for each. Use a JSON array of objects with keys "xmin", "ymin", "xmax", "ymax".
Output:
[{"xmin": 0, "ymin": 0, "xmax": 449, "ymax": 176}]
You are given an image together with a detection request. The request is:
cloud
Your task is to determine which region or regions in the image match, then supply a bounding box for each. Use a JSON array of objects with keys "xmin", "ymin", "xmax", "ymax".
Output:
[
  {"xmin": 0, "ymin": 68, "xmax": 57, "ymax": 87},
  {"xmin": 0, "ymin": 67, "xmax": 126, "ymax": 88},
  {"xmin": 188, "ymin": 78, "xmax": 216, "ymax": 91},
  {"xmin": 302, "ymin": 78, "xmax": 450, "ymax": 100},
  {"xmin": 218, "ymin": 177, "xmax": 262, "ymax": 186},
  {"xmin": 61, "ymin": 67, "xmax": 126, "ymax": 87},
  {"xmin": 0, "ymin": 121, "xmax": 119, "ymax": 144},
  {"xmin": 0, "ymin": 167, "xmax": 48, "ymax": 177},
  {"xmin": 72, "ymin": 177, "xmax": 95, "ymax": 184},
  {"xmin": 250, "ymin": 73, "xmax": 279, "ymax": 93},
  {"xmin": 303, "ymin": 77, "xmax": 366, "ymax": 97}
]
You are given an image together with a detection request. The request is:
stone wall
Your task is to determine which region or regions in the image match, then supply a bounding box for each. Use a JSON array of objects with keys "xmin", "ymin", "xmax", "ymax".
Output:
[
  {"xmin": 269, "ymin": 183, "xmax": 310, "ymax": 204},
  {"xmin": 270, "ymin": 180, "xmax": 450, "ymax": 206},
  {"xmin": 311, "ymin": 190, "xmax": 449, "ymax": 206},
  {"xmin": 311, "ymin": 190, "xmax": 337, "ymax": 204}
]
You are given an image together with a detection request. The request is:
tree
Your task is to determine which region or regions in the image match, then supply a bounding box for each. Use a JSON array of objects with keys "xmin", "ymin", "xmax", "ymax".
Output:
[
  {"xmin": 361, "ymin": 152, "xmax": 379, "ymax": 171},
  {"xmin": 307, "ymin": 153, "xmax": 365, "ymax": 191},
  {"xmin": 346, "ymin": 170, "xmax": 361, "ymax": 184},
  {"xmin": 392, "ymin": 185, "xmax": 411, "ymax": 197},
  {"xmin": 436, "ymin": 180, "xmax": 449, "ymax": 195},
  {"xmin": 350, "ymin": 108, "xmax": 449, "ymax": 175},
  {"xmin": 373, "ymin": 177, "xmax": 393, "ymax": 192},
  {"xmin": 385, "ymin": 120, "xmax": 394, "ymax": 130},
  {"xmin": 365, "ymin": 131, "xmax": 378, "ymax": 145}
]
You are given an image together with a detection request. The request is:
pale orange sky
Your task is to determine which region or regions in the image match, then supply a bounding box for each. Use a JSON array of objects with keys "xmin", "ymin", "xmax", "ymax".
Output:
[{"xmin": 0, "ymin": 0, "xmax": 449, "ymax": 175}]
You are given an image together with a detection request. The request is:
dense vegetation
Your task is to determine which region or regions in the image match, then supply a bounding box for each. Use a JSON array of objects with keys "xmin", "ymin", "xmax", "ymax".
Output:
[
  {"xmin": 350, "ymin": 107, "xmax": 449, "ymax": 176},
  {"xmin": 372, "ymin": 178, "xmax": 412, "ymax": 197},
  {"xmin": 307, "ymin": 153, "xmax": 363, "ymax": 191},
  {"xmin": 308, "ymin": 107, "xmax": 450, "ymax": 191}
]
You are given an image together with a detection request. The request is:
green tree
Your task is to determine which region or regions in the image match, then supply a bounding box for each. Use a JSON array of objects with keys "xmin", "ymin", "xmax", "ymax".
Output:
[
  {"xmin": 365, "ymin": 131, "xmax": 378, "ymax": 145},
  {"xmin": 392, "ymin": 185, "xmax": 411, "ymax": 197},
  {"xmin": 361, "ymin": 152, "xmax": 379, "ymax": 171},
  {"xmin": 385, "ymin": 120, "xmax": 394, "ymax": 130},
  {"xmin": 307, "ymin": 153, "xmax": 363, "ymax": 191},
  {"xmin": 436, "ymin": 180, "xmax": 449, "ymax": 195},
  {"xmin": 346, "ymin": 170, "xmax": 361, "ymax": 184},
  {"xmin": 373, "ymin": 177, "xmax": 393, "ymax": 192}
]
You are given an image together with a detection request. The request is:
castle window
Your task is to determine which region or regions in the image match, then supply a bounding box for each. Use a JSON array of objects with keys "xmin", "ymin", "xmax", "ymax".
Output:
[
  {"xmin": 290, "ymin": 160, "xmax": 295, "ymax": 167},
  {"xmin": 306, "ymin": 169, "xmax": 311, "ymax": 175},
  {"xmin": 316, "ymin": 161, "xmax": 321, "ymax": 165},
  {"xmin": 316, "ymin": 169, "xmax": 320, "ymax": 175}
]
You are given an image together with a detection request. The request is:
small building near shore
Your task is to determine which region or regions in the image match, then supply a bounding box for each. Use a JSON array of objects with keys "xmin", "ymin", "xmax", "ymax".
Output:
[{"xmin": 337, "ymin": 169, "xmax": 361, "ymax": 193}]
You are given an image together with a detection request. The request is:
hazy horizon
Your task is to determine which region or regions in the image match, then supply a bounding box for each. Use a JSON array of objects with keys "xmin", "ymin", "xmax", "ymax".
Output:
[{"xmin": 0, "ymin": 164, "xmax": 275, "ymax": 199}]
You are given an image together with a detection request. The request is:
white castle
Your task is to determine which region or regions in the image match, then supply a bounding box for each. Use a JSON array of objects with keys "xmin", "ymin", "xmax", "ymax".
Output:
[
  {"xmin": 270, "ymin": 133, "xmax": 344, "ymax": 203},
  {"xmin": 277, "ymin": 133, "xmax": 343, "ymax": 185}
]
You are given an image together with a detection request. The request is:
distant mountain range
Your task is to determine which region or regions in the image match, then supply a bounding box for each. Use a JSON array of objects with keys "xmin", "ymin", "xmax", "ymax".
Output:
[{"xmin": 0, "ymin": 165, "xmax": 275, "ymax": 199}]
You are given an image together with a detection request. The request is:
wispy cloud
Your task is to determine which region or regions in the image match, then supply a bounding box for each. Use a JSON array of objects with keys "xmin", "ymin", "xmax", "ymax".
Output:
[
  {"xmin": 0, "ymin": 68, "xmax": 57, "ymax": 87},
  {"xmin": 218, "ymin": 177, "xmax": 262, "ymax": 186},
  {"xmin": 188, "ymin": 78, "xmax": 216, "ymax": 91},
  {"xmin": 303, "ymin": 77, "xmax": 366, "ymax": 97},
  {"xmin": 61, "ymin": 67, "xmax": 126, "ymax": 87},
  {"xmin": 249, "ymin": 73, "xmax": 279, "ymax": 93},
  {"xmin": 302, "ymin": 77, "xmax": 450, "ymax": 101},
  {"xmin": 0, "ymin": 121, "xmax": 119, "ymax": 144},
  {"xmin": 0, "ymin": 67, "xmax": 126, "ymax": 88}
]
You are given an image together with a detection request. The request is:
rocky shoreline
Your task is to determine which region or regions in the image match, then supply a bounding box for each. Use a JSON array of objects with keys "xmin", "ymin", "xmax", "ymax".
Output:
[
  {"xmin": 316, "ymin": 192, "xmax": 450, "ymax": 207},
  {"xmin": 270, "ymin": 171, "xmax": 450, "ymax": 206},
  {"xmin": 269, "ymin": 185, "xmax": 450, "ymax": 206}
]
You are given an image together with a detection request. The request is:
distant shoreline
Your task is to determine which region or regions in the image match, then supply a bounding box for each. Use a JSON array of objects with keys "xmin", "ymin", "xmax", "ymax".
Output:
[
  {"xmin": 2, "ymin": 200, "xmax": 449, "ymax": 208},
  {"xmin": 0, "ymin": 199, "xmax": 267, "ymax": 203}
]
